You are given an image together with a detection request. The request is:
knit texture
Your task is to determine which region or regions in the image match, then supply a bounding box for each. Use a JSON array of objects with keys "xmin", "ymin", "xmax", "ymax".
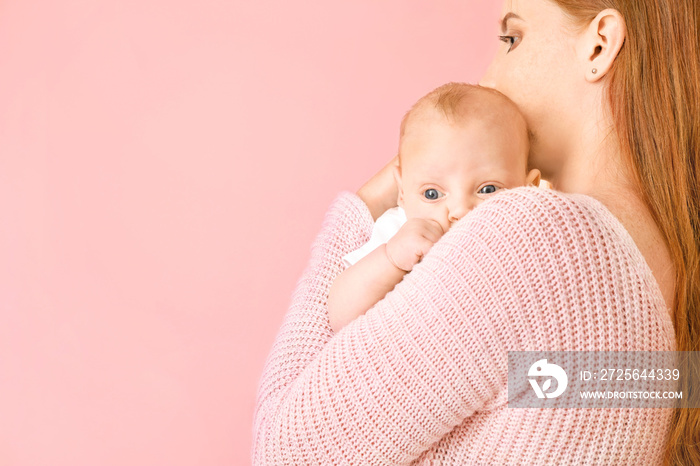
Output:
[{"xmin": 252, "ymin": 187, "xmax": 676, "ymax": 465}]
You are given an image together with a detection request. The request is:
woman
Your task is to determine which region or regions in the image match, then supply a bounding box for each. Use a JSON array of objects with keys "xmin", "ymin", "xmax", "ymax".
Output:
[{"xmin": 252, "ymin": 0, "xmax": 699, "ymax": 464}]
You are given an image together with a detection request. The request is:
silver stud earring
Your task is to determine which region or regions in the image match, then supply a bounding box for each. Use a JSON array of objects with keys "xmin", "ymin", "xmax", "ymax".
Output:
[{"xmin": 592, "ymin": 68, "xmax": 598, "ymax": 74}]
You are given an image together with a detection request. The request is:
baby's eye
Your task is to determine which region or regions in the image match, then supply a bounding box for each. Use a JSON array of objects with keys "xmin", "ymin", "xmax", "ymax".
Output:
[
  {"xmin": 478, "ymin": 185, "xmax": 499, "ymax": 195},
  {"xmin": 422, "ymin": 188, "xmax": 445, "ymax": 200}
]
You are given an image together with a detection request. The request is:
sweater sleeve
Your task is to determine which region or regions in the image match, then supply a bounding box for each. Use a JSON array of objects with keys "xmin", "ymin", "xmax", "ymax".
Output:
[
  {"xmin": 252, "ymin": 191, "xmax": 375, "ymax": 458},
  {"xmin": 252, "ymin": 187, "xmax": 573, "ymax": 465}
]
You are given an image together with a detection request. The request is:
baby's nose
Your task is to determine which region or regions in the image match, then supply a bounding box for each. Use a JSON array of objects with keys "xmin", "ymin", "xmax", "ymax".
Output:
[{"xmin": 448, "ymin": 204, "xmax": 470, "ymax": 224}]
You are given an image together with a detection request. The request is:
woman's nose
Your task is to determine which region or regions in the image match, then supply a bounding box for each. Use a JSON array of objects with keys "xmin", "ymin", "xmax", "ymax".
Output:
[{"xmin": 479, "ymin": 62, "xmax": 498, "ymax": 89}]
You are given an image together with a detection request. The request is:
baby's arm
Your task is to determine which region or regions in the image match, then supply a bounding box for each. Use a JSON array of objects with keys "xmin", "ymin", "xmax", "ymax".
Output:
[
  {"xmin": 328, "ymin": 218, "xmax": 444, "ymax": 333},
  {"xmin": 328, "ymin": 244, "xmax": 405, "ymax": 332}
]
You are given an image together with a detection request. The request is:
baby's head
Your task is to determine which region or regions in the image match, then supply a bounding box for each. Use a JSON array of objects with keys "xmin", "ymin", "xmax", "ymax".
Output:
[{"xmin": 395, "ymin": 82, "xmax": 540, "ymax": 234}]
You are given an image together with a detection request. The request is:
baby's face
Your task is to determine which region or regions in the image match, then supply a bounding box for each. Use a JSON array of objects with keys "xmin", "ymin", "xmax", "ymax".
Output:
[{"xmin": 397, "ymin": 109, "xmax": 534, "ymax": 235}]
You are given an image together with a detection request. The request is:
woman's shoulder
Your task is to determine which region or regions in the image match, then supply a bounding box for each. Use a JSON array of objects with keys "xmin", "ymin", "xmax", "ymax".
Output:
[
  {"xmin": 437, "ymin": 185, "xmax": 663, "ymax": 305},
  {"xmin": 445, "ymin": 185, "xmax": 617, "ymax": 247},
  {"xmin": 463, "ymin": 185, "xmax": 606, "ymax": 225},
  {"xmin": 421, "ymin": 186, "xmax": 674, "ymax": 352},
  {"xmin": 459, "ymin": 186, "xmax": 657, "ymax": 255}
]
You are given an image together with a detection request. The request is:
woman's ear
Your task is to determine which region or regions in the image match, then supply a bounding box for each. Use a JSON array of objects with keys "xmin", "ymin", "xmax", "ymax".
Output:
[
  {"xmin": 580, "ymin": 8, "xmax": 626, "ymax": 82},
  {"xmin": 526, "ymin": 168, "xmax": 541, "ymax": 187},
  {"xmin": 393, "ymin": 163, "xmax": 404, "ymax": 208}
]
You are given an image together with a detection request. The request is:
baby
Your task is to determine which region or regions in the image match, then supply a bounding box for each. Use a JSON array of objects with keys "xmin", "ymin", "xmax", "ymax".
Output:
[{"xmin": 328, "ymin": 82, "xmax": 540, "ymax": 333}]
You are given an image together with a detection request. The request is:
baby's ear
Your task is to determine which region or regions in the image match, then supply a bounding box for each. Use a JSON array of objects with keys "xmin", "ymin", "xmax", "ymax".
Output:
[
  {"xmin": 393, "ymin": 163, "xmax": 404, "ymax": 207},
  {"xmin": 526, "ymin": 168, "xmax": 541, "ymax": 187}
]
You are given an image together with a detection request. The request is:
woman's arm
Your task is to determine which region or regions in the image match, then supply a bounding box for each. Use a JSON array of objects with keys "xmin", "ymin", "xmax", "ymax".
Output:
[
  {"xmin": 356, "ymin": 155, "xmax": 400, "ymax": 221},
  {"xmin": 252, "ymin": 191, "xmax": 375, "ymax": 447},
  {"xmin": 253, "ymin": 155, "xmax": 400, "ymax": 447},
  {"xmin": 252, "ymin": 187, "xmax": 563, "ymax": 465},
  {"xmin": 252, "ymin": 186, "xmax": 676, "ymax": 465}
]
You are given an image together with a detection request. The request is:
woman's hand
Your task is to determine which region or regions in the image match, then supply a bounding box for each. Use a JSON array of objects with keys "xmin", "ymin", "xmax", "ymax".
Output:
[{"xmin": 356, "ymin": 155, "xmax": 399, "ymax": 221}]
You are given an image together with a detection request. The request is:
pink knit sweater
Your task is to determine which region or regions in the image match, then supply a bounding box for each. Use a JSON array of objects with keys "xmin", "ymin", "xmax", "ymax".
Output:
[{"xmin": 252, "ymin": 187, "xmax": 676, "ymax": 465}]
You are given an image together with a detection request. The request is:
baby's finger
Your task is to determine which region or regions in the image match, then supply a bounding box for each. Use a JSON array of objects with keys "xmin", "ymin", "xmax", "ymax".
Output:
[
  {"xmin": 414, "ymin": 236, "xmax": 437, "ymax": 260},
  {"xmin": 422, "ymin": 220, "xmax": 445, "ymax": 241}
]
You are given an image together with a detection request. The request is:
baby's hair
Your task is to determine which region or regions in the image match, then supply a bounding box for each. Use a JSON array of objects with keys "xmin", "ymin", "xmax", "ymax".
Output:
[{"xmin": 397, "ymin": 82, "xmax": 528, "ymax": 166}]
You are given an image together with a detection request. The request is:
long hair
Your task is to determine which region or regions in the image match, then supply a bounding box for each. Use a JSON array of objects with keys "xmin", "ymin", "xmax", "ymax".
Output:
[{"xmin": 551, "ymin": 0, "xmax": 700, "ymax": 463}]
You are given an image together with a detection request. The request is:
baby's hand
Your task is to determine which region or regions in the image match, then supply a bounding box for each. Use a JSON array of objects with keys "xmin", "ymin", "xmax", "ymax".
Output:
[{"xmin": 385, "ymin": 218, "xmax": 445, "ymax": 272}]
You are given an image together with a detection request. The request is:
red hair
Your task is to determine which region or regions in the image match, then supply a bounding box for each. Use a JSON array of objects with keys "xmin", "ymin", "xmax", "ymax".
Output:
[{"xmin": 551, "ymin": 0, "xmax": 700, "ymax": 463}]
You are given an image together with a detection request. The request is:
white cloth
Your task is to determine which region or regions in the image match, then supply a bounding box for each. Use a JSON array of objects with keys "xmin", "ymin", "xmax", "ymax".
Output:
[{"xmin": 342, "ymin": 206, "xmax": 407, "ymax": 267}]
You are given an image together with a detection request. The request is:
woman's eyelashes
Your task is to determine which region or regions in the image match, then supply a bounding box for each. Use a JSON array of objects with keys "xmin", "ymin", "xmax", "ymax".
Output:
[
  {"xmin": 422, "ymin": 188, "xmax": 445, "ymax": 200},
  {"xmin": 498, "ymin": 34, "xmax": 520, "ymax": 53}
]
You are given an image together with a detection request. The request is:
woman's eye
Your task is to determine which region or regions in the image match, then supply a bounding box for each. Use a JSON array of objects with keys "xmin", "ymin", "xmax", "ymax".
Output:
[
  {"xmin": 498, "ymin": 35, "xmax": 519, "ymax": 53},
  {"xmin": 478, "ymin": 185, "xmax": 499, "ymax": 195},
  {"xmin": 423, "ymin": 188, "xmax": 444, "ymax": 200}
]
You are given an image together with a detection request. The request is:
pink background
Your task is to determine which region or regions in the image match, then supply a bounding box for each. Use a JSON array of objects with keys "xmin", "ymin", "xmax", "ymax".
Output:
[{"xmin": 0, "ymin": 1, "xmax": 500, "ymax": 464}]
